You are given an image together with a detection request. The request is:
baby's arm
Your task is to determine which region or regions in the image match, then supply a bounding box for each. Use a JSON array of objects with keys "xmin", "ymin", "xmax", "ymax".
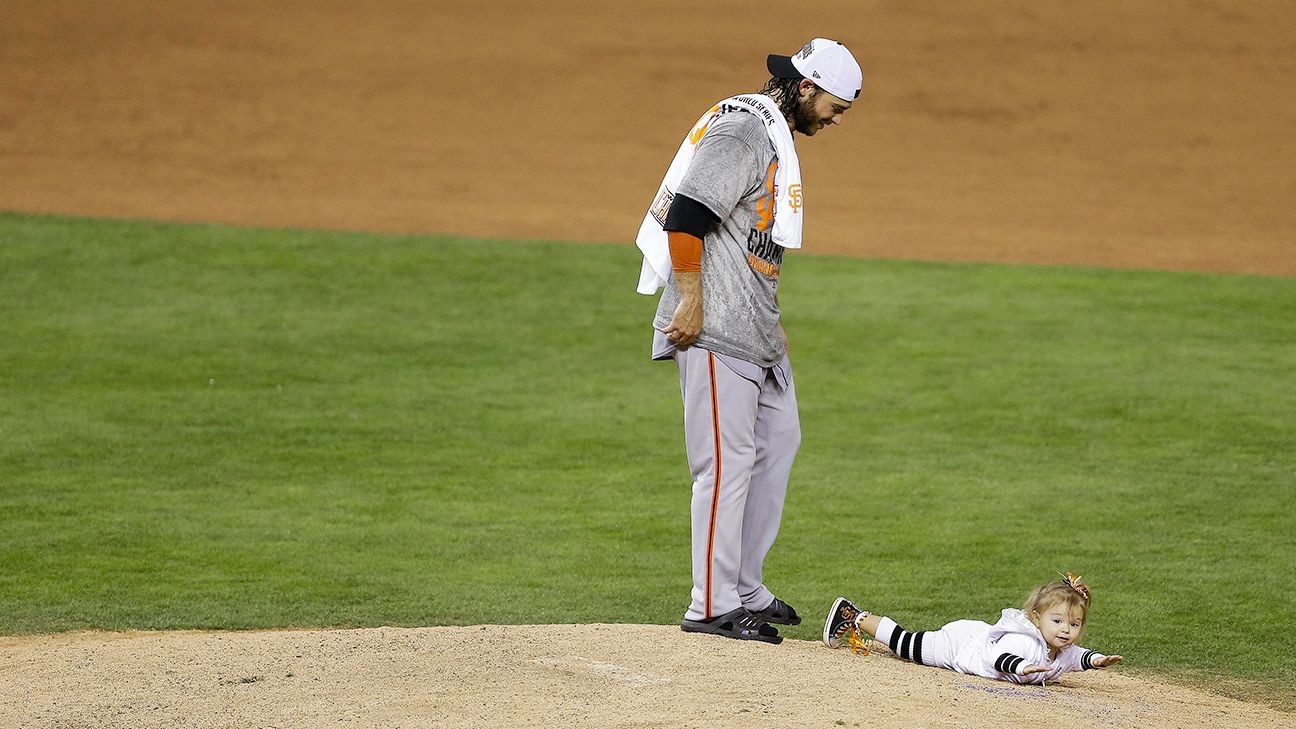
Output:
[
  {"xmin": 992, "ymin": 634, "xmax": 1050, "ymax": 678},
  {"xmin": 1060, "ymin": 645, "xmax": 1125, "ymax": 672},
  {"xmin": 1081, "ymin": 648, "xmax": 1124, "ymax": 669}
]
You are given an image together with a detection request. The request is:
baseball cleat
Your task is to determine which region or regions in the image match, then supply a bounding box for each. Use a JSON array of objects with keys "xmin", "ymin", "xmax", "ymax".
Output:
[
  {"xmin": 681, "ymin": 608, "xmax": 783, "ymax": 644},
  {"xmin": 823, "ymin": 596, "xmax": 861, "ymax": 648},
  {"xmin": 751, "ymin": 596, "xmax": 802, "ymax": 626}
]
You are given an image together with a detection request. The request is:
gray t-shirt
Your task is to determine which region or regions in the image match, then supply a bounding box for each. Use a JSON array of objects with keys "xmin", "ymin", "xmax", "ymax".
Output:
[{"xmin": 653, "ymin": 108, "xmax": 787, "ymax": 368}]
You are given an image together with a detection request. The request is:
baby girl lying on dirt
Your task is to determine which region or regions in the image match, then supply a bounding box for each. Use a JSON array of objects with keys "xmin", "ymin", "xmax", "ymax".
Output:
[{"xmin": 823, "ymin": 573, "xmax": 1123, "ymax": 685}]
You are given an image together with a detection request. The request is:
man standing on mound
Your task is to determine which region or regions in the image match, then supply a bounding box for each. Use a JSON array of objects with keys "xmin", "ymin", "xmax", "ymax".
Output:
[{"xmin": 634, "ymin": 39, "xmax": 862, "ymax": 644}]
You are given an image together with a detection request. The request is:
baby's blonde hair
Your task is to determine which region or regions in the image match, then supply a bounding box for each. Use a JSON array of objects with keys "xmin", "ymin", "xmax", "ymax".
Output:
[{"xmin": 1024, "ymin": 575, "xmax": 1092, "ymax": 639}]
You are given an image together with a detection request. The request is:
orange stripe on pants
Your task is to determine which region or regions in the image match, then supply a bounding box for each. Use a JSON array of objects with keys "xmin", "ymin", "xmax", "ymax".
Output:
[{"xmin": 704, "ymin": 352, "xmax": 722, "ymax": 619}]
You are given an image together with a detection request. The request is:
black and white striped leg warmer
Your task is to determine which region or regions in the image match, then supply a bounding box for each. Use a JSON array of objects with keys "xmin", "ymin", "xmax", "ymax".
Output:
[{"xmin": 875, "ymin": 616, "xmax": 929, "ymax": 666}]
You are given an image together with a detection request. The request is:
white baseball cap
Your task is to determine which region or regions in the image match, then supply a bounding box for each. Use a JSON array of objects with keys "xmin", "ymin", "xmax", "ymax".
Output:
[{"xmin": 767, "ymin": 38, "xmax": 862, "ymax": 101}]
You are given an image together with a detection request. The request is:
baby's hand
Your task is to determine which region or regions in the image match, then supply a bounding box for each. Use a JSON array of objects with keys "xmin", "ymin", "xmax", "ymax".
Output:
[
  {"xmin": 1094, "ymin": 655, "xmax": 1124, "ymax": 668},
  {"xmin": 1020, "ymin": 664, "xmax": 1049, "ymax": 675}
]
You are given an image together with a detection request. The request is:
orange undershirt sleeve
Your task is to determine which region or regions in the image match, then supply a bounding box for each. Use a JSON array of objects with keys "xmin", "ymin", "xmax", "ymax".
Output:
[{"xmin": 668, "ymin": 230, "xmax": 703, "ymax": 273}]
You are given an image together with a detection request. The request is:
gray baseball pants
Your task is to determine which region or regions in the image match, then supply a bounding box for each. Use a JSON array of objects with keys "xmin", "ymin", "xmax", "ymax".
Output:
[{"xmin": 675, "ymin": 346, "xmax": 801, "ymax": 622}]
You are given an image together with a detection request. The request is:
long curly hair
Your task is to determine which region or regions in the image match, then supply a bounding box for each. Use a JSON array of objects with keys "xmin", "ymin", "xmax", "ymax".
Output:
[{"xmin": 758, "ymin": 76, "xmax": 804, "ymax": 120}]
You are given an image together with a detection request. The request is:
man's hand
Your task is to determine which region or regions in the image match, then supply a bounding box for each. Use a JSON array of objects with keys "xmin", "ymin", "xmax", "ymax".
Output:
[
  {"xmin": 664, "ymin": 271, "xmax": 702, "ymax": 346},
  {"xmin": 1019, "ymin": 664, "xmax": 1049, "ymax": 675},
  {"xmin": 1093, "ymin": 655, "xmax": 1123, "ymax": 668}
]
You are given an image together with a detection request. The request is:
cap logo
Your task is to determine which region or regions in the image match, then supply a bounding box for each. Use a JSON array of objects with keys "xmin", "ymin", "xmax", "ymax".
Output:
[
  {"xmin": 812, "ymin": 71, "xmax": 821, "ymax": 79},
  {"xmin": 796, "ymin": 41, "xmax": 815, "ymax": 60}
]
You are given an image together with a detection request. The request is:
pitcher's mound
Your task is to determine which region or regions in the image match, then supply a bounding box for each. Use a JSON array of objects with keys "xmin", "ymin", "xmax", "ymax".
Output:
[{"xmin": 1, "ymin": 624, "xmax": 1287, "ymax": 728}]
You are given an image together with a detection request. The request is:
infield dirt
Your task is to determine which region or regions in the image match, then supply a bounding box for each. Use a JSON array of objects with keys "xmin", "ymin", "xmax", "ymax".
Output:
[
  {"xmin": 1, "ymin": 1, "xmax": 1293, "ymax": 727},
  {"xmin": 3, "ymin": 626, "xmax": 1293, "ymax": 729},
  {"xmin": 2, "ymin": 0, "xmax": 1294, "ymax": 275}
]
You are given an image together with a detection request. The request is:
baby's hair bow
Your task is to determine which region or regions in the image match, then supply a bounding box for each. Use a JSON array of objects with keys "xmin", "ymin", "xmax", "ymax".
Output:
[{"xmin": 1059, "ymin": 571, "xmax": 1091, "ymax": 603}]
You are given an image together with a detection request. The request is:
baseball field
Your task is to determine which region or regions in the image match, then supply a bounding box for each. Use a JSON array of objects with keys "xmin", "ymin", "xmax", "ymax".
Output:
[{"xmin": 2, "ymin": 2, "xmax": 1294, "ymax": 727}]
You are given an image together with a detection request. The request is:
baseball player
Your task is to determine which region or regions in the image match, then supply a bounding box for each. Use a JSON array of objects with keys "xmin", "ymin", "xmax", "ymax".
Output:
[{"xmin": 634, "ymin": 39, "xmax": 863, "ymax": 644}]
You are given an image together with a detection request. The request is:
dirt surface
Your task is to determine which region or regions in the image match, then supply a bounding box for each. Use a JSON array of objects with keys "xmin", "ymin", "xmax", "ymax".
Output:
[
  {"xmin": 2, "ymin": 1, "xmax": 1294, "ymax": 727},
  {"xmin": 2, "ymin": 1, "xmax": 1294, "ymax": 275},
  {"xmin": 2, "ymin": 626, "xmax": 1292, "ymax": 729}
]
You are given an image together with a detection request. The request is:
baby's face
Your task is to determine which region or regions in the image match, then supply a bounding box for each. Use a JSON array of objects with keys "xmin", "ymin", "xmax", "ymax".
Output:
[{"xmin": 1033, "ymin": 604, "xmax": 1085, "ymax": 651}]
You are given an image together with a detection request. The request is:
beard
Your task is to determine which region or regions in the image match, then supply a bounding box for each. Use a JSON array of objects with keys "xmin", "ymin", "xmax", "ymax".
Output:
[{"xmin": 791, "ymin": 91, "xmax": 822, "ymax": 135}]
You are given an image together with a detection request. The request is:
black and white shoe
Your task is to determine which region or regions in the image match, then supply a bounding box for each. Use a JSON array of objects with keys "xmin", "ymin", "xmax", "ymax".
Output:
[
  {"xmin": 681, "ymin": 608, "xmax": 783, "ymax": 644},
  {"xmin": 750, "ymin": 596, "xmax": 802, "ymax": 626},
  {"xmin": 823, "ymin": 596, "xmax": 862, "ymax": 648}
]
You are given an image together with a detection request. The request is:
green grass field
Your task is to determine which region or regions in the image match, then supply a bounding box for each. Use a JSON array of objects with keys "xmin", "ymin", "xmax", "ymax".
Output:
[{"xmin": 2, "ymin": 212, "xmax": 1293, "ymax": 708}]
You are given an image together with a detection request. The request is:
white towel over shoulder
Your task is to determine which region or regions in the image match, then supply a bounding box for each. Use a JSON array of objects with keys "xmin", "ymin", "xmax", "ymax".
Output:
[{"xmin": 634, "ymin": 94, "xmax": 802, "ymax": 295}]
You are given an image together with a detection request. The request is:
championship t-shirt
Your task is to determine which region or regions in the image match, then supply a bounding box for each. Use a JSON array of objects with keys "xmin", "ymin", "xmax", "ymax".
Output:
[{"xmin": 652, "ymin": 109, "xmax": 787, "ymax": 368}]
